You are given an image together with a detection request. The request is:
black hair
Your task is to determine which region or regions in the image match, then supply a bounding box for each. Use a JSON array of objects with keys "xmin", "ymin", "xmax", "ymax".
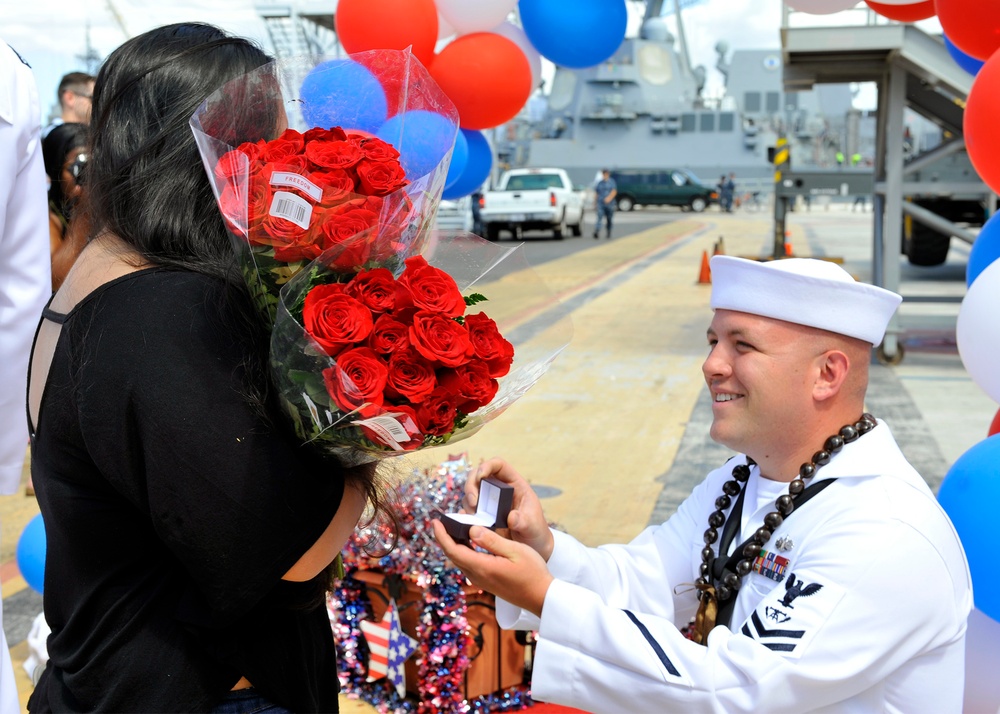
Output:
[
  {"xmin": 41, "ymin": 122, "xmax": 88, "ymax": 218},
  {"xmin": 84, "ymin": 22, "xmax": 279, "ymax": 279},
  {"xmin": 57, "ymin": 71, "xmax": 95, "ymax": 106}
]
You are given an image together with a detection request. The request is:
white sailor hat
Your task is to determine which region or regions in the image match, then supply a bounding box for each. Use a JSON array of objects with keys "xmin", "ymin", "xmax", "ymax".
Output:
[{"xmin": 709, "ymin": 255, "xmax": 902, "ymax": 345}]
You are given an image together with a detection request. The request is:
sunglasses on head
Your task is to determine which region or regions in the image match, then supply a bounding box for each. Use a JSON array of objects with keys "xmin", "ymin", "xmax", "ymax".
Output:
[{"xmin": 68, "ymin": 153, "xmax": 88, "ymax": 184}]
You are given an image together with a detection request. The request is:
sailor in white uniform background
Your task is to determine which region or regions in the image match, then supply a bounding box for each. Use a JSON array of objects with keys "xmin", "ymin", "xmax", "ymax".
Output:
[
  {"xmin": 0, "ymin": 40, "xmax": 53, "ymax": 714},
  {"xmin": 435, "ymin": 255, "xmax": 973, "ymax": 713}
]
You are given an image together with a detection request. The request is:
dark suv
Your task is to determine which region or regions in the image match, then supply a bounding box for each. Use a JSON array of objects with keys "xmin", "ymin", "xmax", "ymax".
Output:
[{"xmin": 610, "ymin": 169, "xmax": 717, "ymax": 212}]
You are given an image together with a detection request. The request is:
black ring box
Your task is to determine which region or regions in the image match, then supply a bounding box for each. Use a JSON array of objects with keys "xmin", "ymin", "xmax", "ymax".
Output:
[{"xmin": 440, "ymin": 477, "xmax": 514, "ymax": 546}]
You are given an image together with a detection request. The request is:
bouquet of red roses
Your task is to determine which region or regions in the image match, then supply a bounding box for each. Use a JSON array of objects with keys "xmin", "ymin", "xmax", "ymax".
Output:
[
  {"xmin": 211, "ymin": 125, "xmax": 422, "ymax": 321},
  {"xmin": 191, "ymin": 50, "xmax": 569, "ymax": 461},
  {"xmin": 269, "ymin": 250, "xmax": 516, "ymax": 454}
]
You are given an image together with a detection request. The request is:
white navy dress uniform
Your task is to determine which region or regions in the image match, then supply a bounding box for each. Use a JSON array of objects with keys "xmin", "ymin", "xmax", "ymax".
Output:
[
  {"xmin": 0, "ymin": 40, "xmax": 52, "ymax": 714},
  {"xmin": 497, "ymin": 257, "xmax": 973, "ymax": 713}
]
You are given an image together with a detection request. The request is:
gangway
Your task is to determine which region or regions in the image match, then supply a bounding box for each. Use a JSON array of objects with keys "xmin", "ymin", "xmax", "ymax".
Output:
[
  {"xmin": 781, "ymin": 19, "xmax": 992, "ymax": 363},
  {"xmin": 256, "ymin": 4, "xmax": 339, "ymax": 61}
]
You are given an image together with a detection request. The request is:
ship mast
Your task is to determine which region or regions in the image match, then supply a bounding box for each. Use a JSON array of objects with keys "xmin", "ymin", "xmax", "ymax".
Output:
[{"xmin": 643, "ymin": 0, "xmax": 695, "ymax": 75}]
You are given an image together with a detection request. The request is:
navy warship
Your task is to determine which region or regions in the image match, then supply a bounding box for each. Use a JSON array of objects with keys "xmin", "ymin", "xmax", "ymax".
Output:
[{"xmin": 496, "ymin": 0, "xmax": 870, "ymax": 193}]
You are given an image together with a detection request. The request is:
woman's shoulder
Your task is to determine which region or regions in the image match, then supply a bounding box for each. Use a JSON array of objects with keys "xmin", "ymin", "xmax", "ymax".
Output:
[{"xmin": 73, "ymin": 268, "xmax": 227, "ymax": 321}]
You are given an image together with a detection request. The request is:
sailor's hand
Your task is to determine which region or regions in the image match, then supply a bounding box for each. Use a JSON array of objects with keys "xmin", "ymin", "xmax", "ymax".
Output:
[
  {"xmin": 466, "ymin": 458, "xmax": 554, "ymax": 560},
  {"xmin": 433, "ymin": 521, "xmax": 553, "ymax": 617}
]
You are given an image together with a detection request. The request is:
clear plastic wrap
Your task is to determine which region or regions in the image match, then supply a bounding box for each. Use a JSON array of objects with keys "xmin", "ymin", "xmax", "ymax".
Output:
[{"xmin": 190, "ymin": 49, "xmax": 569, "ymax": 462}]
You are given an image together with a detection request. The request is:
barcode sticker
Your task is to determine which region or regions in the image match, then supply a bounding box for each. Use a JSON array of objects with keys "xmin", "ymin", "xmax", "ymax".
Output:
[
  {"xmin": 351, "ymin": 414, "xmax": 413, "ymax": 451},
  {"xmin": 270, "ymin": 171, "xmax": 323, "ymax": 202},
  {"xmin": 269, "ymin": 191, "xmax": 313, "ymax": 230}
]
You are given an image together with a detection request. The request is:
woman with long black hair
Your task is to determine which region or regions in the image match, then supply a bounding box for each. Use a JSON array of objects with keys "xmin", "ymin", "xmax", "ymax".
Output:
[{"xmin": 27, "ymin": 23, "xmax": 391, "ymax": 713}]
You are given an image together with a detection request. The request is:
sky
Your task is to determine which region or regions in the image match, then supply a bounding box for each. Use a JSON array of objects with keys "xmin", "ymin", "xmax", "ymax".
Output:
[{"xmin": 1, "ymin": 0, "xmax": 943, "ymax": 124}]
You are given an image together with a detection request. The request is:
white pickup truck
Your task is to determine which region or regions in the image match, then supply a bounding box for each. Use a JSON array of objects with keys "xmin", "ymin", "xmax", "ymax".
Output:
[{"xmin": 479, "ymin": 168, "xmax": 585, "ymax": 241}]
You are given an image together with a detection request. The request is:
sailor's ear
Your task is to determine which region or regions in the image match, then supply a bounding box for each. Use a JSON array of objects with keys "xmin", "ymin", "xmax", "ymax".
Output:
[{"xmin": 813, "ymin": 349, "xmax": 849, "ymax": 402}]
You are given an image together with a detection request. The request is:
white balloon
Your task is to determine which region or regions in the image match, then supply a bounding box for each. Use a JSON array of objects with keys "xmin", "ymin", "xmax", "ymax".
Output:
[
  {"xmin": 436, "ymin": 0, "xmax": 518, "ymax": 35},
  {"xmin": 957, "ymin": 257, "xmax": 1000, "ymax": 403},
  {"xmin": 786, "ymin": 0, "xmax": 859, "ymax": 13},
  {"xmin": 964, "ymin": 609, "xmax": 1000, "ymax": 714},
  {"xmin": 489, "ymin": 21, "xmax": 542, "ymax": 91},
  {"xmin": 437, "ymin": 11, "xmax": 456, "ymax": 42}
]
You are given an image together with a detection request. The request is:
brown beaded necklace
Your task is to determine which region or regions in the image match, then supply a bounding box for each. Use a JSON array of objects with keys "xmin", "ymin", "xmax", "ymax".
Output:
[{"xmin": 689, "ymin": 412, "xmax": 878, "ymax": 645}]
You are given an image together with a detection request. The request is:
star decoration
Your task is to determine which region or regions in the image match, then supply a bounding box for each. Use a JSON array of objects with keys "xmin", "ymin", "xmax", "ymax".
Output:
[{"xmin": 359, "ymin": 598, "xmax": 418, "ymax": 698}]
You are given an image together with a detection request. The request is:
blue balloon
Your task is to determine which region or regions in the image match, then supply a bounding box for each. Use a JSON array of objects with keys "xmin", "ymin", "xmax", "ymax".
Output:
[
  {"xmin": 442, "ymin": 129, "xmax": 492, "ymax": 200},
  {"xmin": 377, "ymin": 110, "xmax": 457, "ymax": 180},
  {"xmin": 444, "ymin": 129, "xmax": 469, "ymax": 192},
  {"xmin": 520, "ymin": 0, "xmax": 628, "ymax": 69},
  {"xmin": 938, "ymin": 434, "xmax": 1000, "ymax": 621},
  {"xmin": 967, "ymin": 212, "xmax": 1000, "ymax": 286},
  {"xmin": 300, "ymin": 59, "xmax": 388, "ymax": 135},
  {"xmin": 17, "ymin": 514, "xmax": 46, "ymax": 595},
  {"xmin": 945, "ymin": 36, "xmax": 984, "ymax": 76}
]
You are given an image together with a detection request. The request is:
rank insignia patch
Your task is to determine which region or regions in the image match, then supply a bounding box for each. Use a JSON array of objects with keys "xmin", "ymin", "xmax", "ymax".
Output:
[{"xmin": 752, "ymin": 550, "xmax": 789, "ymax": 582}]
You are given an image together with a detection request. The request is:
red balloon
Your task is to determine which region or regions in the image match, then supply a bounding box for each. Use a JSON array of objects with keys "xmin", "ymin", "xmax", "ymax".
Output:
[
  {"xmin": 964, "ymin": 50, "xmax": 1000, "ymax": 193},
  {"xmin": 430, "ymin": 34, "xmax": 532, "ymax": 131},
  {"xmin": 865, "ymin": 1, "xmax": 936, "ymax": 21},
  {"xmin": 990, "ymin": 407, "xmax": 1000, "ymax": 437},
  {"xmin": 937, "ymin": 0, "xmax": 1000, "ymax": 60},
  {"xmin": 334, "ymin": 0, "xmax": 438, "ymax": 68}
]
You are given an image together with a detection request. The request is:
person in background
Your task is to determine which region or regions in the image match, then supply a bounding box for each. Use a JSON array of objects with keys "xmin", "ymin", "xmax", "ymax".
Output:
[
  {"xmin": 41, "ymin": 122, "xmax": 88, "ymax": 291},
  {"xmin": 471, "ymin": 188, "xmax": 484, "ymax": 237},
  {"xmin": 27, "ymin": 23, "xmax": 393, "ymax": 713},
  {"xmin": 41, "ymin": 71, "xmax": 95, "ymax": 138},
  {"xmin": 593, "ymin": 168, "xmax": 616, "ymax": 239},
  {"xmin": 435, "ymin": 256, "xmax": 971, "ymax": 713},
  {"xmin": 721, "ymin": 172, "xmax": 736, "ymax": 212},
  {"xmin": 0, "ymin": 39, "xmax": 52, "ymax": 714}
]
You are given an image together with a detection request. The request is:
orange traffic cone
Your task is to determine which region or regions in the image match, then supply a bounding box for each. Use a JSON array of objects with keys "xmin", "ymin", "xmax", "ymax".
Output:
[
  {"xmin": 698, "ymin": 250, "xmax": 712, "ymax": 284},
  {"xmin": 784, "ymin": 241, "xmax": 793, "ymax": 257}
]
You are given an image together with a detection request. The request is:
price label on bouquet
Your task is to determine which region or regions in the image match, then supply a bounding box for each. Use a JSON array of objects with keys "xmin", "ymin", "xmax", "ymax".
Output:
[
  {"xmin": 269, "ymin": 191, "xmax": 314, "ymax": 230},
  {"xmin": 269, "ymin": 171, "xmax": 324, "ymax": 203},
  {"xmin": 352, "ymin": 415, "xmax": 414, "ymax": 451}
]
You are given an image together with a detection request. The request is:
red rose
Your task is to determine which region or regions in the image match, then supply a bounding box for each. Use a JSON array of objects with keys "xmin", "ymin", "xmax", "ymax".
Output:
[
  {"xmin": 237, "ymin": 140, "xmax": 263, "ymax": 164},
  {"xmin": 302, "ymin": 284, "xmax": 374, "ymax": 356},
  {"xmin": 276, "ymin": 128, "xmax": 305, "ymax": 153},
  {"xmin": 398, "ymin": 256, "xmax": 465, "ymax": 317},
  {"xmin": 465, "ymin": 312, "xmax": 515, "ymax": 377},
  {"xmin": 368, "ymin": 313, "xmax": 411, "ymax": 356},
  {"xmin": 260, "ymin": 137, "xmax": 302, "ymax": 163},
  {"xmin": 246, "ymin": 174, "xmax": 273, "ymax": 233},
  {"xmin": 311, "ymin": 169, "xmax": 357, "ymax": 208},
  {"xmin": 356, "ymin": 158, "xmax": 409, "ymax": 196},
  {"xmin": 315, "ymin": 199, "xmax": 381, "ymax": 248},
  {"xmin": 346, "ymin": 268, "xmax": 398, "ymax": 314},
  {"xmin": 256, "ymin": 201, "xmax": 324, "ymax": 262},
  {"xmin": 312, "ymin": 203, "xmax": 380, "ymax": 271},
  {"xmin": 271, "ymin": 226, "xmax": 323, "ymax": 262},
  {"xmin": 218, "ymin": 182, "xmax": 247, "ymax": 235},
  {"xmin": 262, "ymin": 155, "xmax": 311, "ymax": 180},
  {"xmin": 215, "ymin": 148, "xmax": 252, "ymax": 182},
  {"xmin": 306, "ymin": 140, "xmax": 363, "ymax": 170},
  {"xmin": 439, "ymin": 359, "xmax": 499, "ymax": 413},
  {"xmin": 352, "ymin": 136, "xmax": 401, "ymax": 162},
  {"xmin": 409, "ymin": 311, "xmax": 474, "ymax": 367},
  {"xmin": 414, "ymin": 386, "xmax": 459, "ymax": 436},
  {"xmin": 304, "ymin": 127, "xmax": 348, "ymax": 144},
  {"xmin": 353, "ymin": 404, "xmax": 423, "ymax": 451},
  {"xmin": 322, "ymin": 347, "xmax": 388, "ymax": 416},
  {"xmin": 386, "ymin": 348, "xmax": 438, "ymax": 403}
]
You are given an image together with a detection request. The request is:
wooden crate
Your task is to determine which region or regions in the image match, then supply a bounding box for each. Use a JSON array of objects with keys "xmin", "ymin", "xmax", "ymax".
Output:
[{"xmin": 353, "ymin": 569, "xmax": 527, "ymax": 700}]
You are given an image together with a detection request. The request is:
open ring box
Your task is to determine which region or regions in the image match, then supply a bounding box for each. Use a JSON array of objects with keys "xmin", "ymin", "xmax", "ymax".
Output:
[{"xmin": 440, "ymin": 477, "xmax": 514, "ymax": 546}]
